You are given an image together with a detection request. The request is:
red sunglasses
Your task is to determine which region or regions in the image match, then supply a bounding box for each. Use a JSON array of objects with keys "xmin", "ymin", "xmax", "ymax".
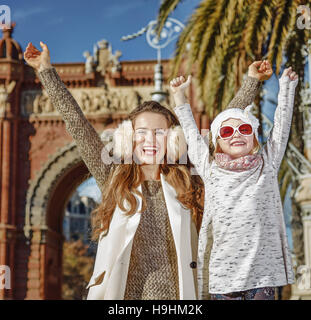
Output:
[{"xmin": 218, "ymin": 123, "xmax": 253, "ymax": 139}]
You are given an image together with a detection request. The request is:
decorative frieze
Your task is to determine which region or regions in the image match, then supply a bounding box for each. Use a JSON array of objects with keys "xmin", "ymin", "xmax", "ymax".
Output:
[
  {"xmin": 0, "ymin": 81, "xmax": 16, "ymax": 117},
  {"xmin": 20, "ymin": 87, "xmax": 150, "ymax": 116}
]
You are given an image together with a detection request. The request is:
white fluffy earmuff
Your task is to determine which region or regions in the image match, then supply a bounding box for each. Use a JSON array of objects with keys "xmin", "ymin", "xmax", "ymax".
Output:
[
  {"xmin": 167, "ymin": 125, "xmax": 188, "ymax": 164},
  {"xmin": 112, "ymin": 120, "xmax": 133, "ymax": 163},
  {"xmin": 100, "ymin": 120, "xmax": 133, "ymax": 164},
  {"xmin": 100, "ymin": 120, "xmax": 187, "ymax": 164}
]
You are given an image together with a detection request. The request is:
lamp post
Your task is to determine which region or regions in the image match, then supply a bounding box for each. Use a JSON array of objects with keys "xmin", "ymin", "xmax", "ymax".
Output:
[{"xmin": 121, "ymin": 18, "xmax": 185, "ymax": 103}]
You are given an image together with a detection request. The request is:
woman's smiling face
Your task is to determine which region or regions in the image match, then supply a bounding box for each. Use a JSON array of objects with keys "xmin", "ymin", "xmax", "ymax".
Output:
[
  {"xmin": 133, "ymin": 112, "xmax": 169, "ymax": 164},
  {"xmin": 217, "ymin": 118, "xmax": 254, "ymax": 159}
]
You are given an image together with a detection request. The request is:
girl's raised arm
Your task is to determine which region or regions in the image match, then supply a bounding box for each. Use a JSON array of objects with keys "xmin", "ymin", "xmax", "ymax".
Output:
[
  {"xmin": 266, "ymin": 67, "xmax": 298, "ymax": 170},
  {"xmin": 170, "ymin": 76, "xmax": 210, "ymax": 179}
]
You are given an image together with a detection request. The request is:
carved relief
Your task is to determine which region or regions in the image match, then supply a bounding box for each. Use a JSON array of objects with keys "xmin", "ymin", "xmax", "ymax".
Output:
[
  {"xmin": 301, "ymin": 87, "xmax": 311, "ymax": 151},
  {"xmin": 33, "ymin": 90, "xmax": 55, "ymax": 114},
  {"xmin": 21, "ymin": 87, "xmax": 144, "ymax": 116},
  {"xmin": 82, "ymin": 39, "xmax": 123, "ymax": 75},
  {"xmin": 20, "ymin": 91, "xmax": 38, "ymax": 115},
  {"xmin": 121, "ymin": 90, "xmax": 142, "ymax": 111},
  {"xmin": 83, "ymin": 51, "xmax": 95, "ymax": 74},
  {"xmin": 94, "ymin": 39, "xmax": 122, "ymax": 75},
  {"xmin": 0, "ymin": 81, "xmax": 16, "ymax": 116},
  {"xmin": 80, "ymin": 91, "xmax": 94, "ymax": 112}
]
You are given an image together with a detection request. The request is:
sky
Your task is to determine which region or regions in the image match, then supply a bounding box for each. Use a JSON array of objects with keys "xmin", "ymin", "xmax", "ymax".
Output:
[{"xmin": 6, "ymin": 0, "xmax": 201, "ymax": 62}]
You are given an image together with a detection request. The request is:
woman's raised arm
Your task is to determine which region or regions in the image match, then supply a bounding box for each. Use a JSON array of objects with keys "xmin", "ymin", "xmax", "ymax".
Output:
[
  {"xmin": 24, "ymin": 42, "xmax": 111, "ymax": 189},
  {"xmin": 227, "ymin": 60, "xmax": 273, "ymax": 109}
]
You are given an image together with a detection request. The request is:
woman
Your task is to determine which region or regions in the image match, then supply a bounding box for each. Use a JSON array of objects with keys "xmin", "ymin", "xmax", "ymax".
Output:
[{"xmin": 24, "ymin": 41, "xmax": 265, "ymax": 300}]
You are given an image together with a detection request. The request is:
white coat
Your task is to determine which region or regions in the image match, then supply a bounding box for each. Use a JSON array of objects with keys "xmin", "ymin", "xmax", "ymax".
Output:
[{"xmin": 86, "ymin": 173, "xmax": 198, "ymax": 300}]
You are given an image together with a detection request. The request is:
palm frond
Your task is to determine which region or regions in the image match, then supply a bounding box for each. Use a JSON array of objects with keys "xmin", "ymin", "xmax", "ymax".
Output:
[
  {"xmin": 168, "ymin": 17, "xmax": 198, "ymax": 78},
  {"xmin": 278, "ymin": 26, "xmax": 307, "ymax": 204},
  {"xmin": 201, "ymin": 0, "xmax": 250, "ymax": 114},
  {"xmin": 267, "ymin": 0, "xmax": 296, "ymax": 74},
  {"xmin": 167, "ymin": 0, "xmax": 218, "ymax": 81},
  {"xmin": 285, "ymin": 27, "xmax": 307, "ymax": 153},
  {"xmin": 188, "ymin": 0, "xmax": 217, "ymax": 66},
  {"xmin": 244, "ymin": 0, "xmax": 275, "ymax": 59},
  {"xmin": 156, "ymin": 0, "xmax": 183, "ymax": 35},
  {"xmin": 196, "ymin": 0, "xmax": 230, "ymax": 85}
]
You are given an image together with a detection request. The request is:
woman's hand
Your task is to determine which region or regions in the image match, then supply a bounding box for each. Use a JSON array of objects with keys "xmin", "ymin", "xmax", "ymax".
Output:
[
  {"xmin": 248, "ymin": 60, "xmax": 273, "ymax": 81},
  {"xmin": 170, "ymin": 75, "xmax": 192, "ymax": 106},
  {"xmin": 24, "ymin": 41, "xmax": 52, "ymax": 72}
]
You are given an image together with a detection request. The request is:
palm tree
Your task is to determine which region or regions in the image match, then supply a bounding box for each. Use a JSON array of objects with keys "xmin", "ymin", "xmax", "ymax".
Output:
[
  {"xmin": 157, "ymin": 0, "xmax": 306, "ymax": 112},
  {"xmin": 280, "ymin": 27, "xmax": 308, "ymax": 268},
  {"xmin": 157, "ymin": 0, "xmax": 309, "ymax": 270}
]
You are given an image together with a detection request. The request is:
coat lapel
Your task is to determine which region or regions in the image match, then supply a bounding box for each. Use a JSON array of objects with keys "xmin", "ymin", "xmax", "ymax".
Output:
[{"xmin": 160, "ymin": 174, "xmax": 197, "ymax": 299}]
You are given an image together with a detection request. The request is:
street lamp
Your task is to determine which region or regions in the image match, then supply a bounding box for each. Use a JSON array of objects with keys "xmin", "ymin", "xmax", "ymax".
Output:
[{"xmin": 121, "ymin": 18, "xmax": 185, "ymax": 103}]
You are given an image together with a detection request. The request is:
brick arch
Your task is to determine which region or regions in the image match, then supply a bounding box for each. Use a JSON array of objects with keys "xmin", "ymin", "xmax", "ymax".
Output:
[
  {"xmin": 25, "ymin": 142, "xmax": 88, "ymax": 238},
  {"xmin": 24, "ymin": 141, "xmax": 93, "ymax": 299}
]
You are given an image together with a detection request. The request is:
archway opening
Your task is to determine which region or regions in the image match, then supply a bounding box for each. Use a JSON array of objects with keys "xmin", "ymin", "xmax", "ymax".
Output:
[
  {"xmin": 62, "ymin": 177, "xmax": 101, "ymax": 300},
  {"xmin": 44, "ymin": 160, "xmax": 101, "ymax": 300}
]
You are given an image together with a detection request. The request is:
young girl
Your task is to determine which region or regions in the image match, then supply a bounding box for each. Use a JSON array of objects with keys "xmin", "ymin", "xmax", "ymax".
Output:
[{"xmin": 170, "ymin": 66, "xmax": 298, "ymax": 300}]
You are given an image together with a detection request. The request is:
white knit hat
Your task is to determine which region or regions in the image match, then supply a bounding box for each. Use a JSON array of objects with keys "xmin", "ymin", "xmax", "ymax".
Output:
[{"xmin": 210, "ymin": 104, "xmax": 260, "ymax": 147}]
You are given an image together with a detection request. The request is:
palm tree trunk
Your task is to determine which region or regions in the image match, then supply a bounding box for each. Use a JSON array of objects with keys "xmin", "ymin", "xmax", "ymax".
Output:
[{"xmin": 284, "ymin": 28, "xmax": 307, "ymax": 267}]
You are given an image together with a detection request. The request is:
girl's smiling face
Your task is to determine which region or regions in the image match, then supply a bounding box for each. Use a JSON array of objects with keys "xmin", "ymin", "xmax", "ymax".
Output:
[
  {"xmin": 133, "ymin": 112, "xmax": 169, "ymax": 164},
  {"xmin": 217, "ymin": 118, "xmax": 254, "ymax": 159}
]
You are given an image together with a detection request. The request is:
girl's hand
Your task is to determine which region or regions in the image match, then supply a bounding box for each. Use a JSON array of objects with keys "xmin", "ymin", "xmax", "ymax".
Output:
[
  {"xmin": 24, "ymin": 41, "xmax": 52, "ymax": 72},
  {"xmin": 281, "ymin": 66, "xmax": 298, "ymax": 81},
  {"xmin": 169, "ymin": 75, "xmax": 192, "ymax": 106},
  {"xmin": 248, "ymin": 60, "xmax": 273, "ymax": 81},
  {"xmin": 170, "ymin": 75, "xmax": 192, "ymax": 95}
]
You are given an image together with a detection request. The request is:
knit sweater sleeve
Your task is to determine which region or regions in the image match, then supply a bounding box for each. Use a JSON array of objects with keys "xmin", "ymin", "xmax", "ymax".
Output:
[
  {"xmin": 266, "ymin": 76, "xmax": 298, "ymax": 169},
  {"xmin": 227, "ymin": 76, "xmax": 261, "ymax": 109},
  {"xmin": 37, "ymin": 67, "xmax": 111, "ymax": 189},
  {"xmin": 174, "ymin": 103, "xmax": 209, "ymax": 179}
]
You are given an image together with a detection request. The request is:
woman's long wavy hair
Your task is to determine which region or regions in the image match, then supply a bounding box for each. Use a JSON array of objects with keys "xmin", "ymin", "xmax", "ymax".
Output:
[{"xmin": 91, "ymin": 101, "xmax": 204, "ymax": 241}]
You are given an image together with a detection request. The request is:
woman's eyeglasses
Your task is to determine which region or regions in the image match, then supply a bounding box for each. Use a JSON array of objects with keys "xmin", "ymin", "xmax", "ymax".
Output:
[{"xmin": 218, "ymin": 123, "xmax": 253, "ymax": 140}]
